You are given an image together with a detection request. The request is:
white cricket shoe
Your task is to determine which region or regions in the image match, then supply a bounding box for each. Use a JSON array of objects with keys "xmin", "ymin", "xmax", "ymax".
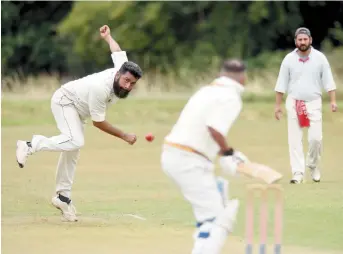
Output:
[
  {"xmin": 51, "ymin": 196, "xmax": 78, "ymax": 222},
  {"xmin": 290, "ymin": 172, "xmax": 304, "ymax": 184},
  {"xmin": 309, "ymin": 166, "xmax": 321, "ymax": 182},
  {"xmin": 16, "ymin": 140, "xmax": 32, "ymax": 168}
]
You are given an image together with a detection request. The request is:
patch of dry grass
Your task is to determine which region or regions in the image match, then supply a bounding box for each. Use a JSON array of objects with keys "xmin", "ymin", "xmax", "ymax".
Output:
[{"xmin": 2, "ymin": 47, "xmax": 342, "ymax": 100}]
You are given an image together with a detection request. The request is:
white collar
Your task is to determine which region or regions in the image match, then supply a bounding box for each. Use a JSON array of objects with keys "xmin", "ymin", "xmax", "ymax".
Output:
[{"xmin": 213, "ymin": 76, "xmax": 245, "ymax": 94}]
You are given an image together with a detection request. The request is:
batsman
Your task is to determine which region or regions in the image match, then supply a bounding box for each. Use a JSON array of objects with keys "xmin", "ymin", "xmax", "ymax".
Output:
[{"xmin": 161, "ymin": 59, "xmax": 282, "ymax": 254}]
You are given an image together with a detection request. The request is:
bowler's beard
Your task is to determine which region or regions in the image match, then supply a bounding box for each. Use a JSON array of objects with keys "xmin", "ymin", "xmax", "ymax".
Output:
[
  {"xmin": 113, "ymin": 77, "xmax": 130, "ymax": 99},
  {"xmin": 297, "ymin": 44, "xmax": 311, "ymax": 52}
]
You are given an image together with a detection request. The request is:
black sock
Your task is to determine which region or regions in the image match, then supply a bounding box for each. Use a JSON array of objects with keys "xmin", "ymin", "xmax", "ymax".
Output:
[
  {"xmin": 26, "ymin": 141, "xmax": 32, "ymax": 148},
  {"xmin": 58, "ymin": 194, "xmax": 71, "ymax": 204}
]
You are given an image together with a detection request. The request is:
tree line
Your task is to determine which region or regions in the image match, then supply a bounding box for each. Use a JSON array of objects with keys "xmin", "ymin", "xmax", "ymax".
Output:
[{"xmin": 2, "ymin": 1, "xmax": 343, "ymax": 80}]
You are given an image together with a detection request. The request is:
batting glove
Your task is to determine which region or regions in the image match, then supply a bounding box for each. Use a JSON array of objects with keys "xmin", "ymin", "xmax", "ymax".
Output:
[{"xmin": 219, "ymin": 151, "xmax": 249, "ymax": 176}]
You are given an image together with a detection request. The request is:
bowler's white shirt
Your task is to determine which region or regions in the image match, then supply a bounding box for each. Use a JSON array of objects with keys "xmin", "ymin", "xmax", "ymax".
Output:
[
  {"xmin": 274, "ymin": 47, "xmax": 336, "ymax": 101},
  {"xmin": 60, "ymin": 51, "xmax": 128, "ymax": 122},
  {"xmin": 165, "ymin": 76, "xmax": 244, "ymax": 161}
]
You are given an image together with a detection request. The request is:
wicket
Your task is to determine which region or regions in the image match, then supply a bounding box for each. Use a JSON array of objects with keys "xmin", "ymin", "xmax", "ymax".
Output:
[{"xmin": 245, "ymin": 184, "xmax": 283, "ymax": 254}]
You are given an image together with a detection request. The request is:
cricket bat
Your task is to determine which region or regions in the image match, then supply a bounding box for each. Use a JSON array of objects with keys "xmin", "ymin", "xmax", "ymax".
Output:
[{"xmin": 237, "ymin": 162, "xmax": 283, "ymax": 184}]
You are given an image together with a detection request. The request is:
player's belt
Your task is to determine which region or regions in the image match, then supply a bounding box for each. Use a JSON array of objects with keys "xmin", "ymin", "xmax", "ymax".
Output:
[{"xmin": 164, "ymin": 141, "xmax": 211, "ymax": 161}]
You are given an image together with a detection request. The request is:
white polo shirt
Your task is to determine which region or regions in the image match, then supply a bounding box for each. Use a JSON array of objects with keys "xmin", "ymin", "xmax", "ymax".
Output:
[
  {"xmin": 274, "ymin": 47, "xmax": 336, "ymax": 101},
  {"xmin": 165, "ymin": 76, "xmax": 244, "ymax": 161},
  {"xmin": 60, "ymin": 51, "xmax": 128, "ymax": 122}
]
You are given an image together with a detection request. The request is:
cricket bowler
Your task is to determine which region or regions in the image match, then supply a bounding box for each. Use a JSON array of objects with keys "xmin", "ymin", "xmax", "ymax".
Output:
[
  {"xmin": 274, "ymin": 27, "xmax": 337, "ymax": 184},
  {"xmin": 15, "ymin": 25, "xmax": 143, "ymax": 221},
  {"xmin": 161, "ymin": 59, "xmax": 282, "ymax": 254}
]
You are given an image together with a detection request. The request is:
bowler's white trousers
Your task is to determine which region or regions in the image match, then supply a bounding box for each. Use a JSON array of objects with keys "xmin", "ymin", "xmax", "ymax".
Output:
[
  {"xmin": 31, "ymin": 88, "xmax": 85, "ymax": 198},
  {"xmin": 286, "ymin": 96, "xmax": 323, "ymax": 175}
]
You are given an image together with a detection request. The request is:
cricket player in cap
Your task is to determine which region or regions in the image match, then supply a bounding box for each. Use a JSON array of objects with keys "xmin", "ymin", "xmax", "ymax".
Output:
[
  {"xmin": 15, "ymin": 25, "xmax": 143, "ymax": 221},
  {"xmin": 161, "ymin": 59, "xmax": 282, "ymax": 254},
  {"xmin": 274, "ymin": 27, "xmax": 337, "ymax": 184}
]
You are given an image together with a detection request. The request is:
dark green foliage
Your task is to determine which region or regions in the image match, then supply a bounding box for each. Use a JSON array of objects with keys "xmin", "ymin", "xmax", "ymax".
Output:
[
  {"xmin": 1, "ymin": 1, "xmax": 73, "ymax": 78},
  {"xmin": 2, "ymin": 1, "xmax": 343, "ymax": 79}
]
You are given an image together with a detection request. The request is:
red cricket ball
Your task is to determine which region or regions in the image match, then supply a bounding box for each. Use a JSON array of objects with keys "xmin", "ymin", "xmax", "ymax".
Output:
[{"xmin": 145, "ymin": 133, "xmax": 154, "ymax": 142}]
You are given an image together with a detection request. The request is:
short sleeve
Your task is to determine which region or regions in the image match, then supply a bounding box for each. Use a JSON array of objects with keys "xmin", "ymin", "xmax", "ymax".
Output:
[
  {"xmin": 111, "ymin": 51, "xmax": 128, "ymax": 71},
  {"xmin": 206, "ymin": 98, "xmax": 242, "ymax": 137},
  {"xmin": 321, "ymin": 55, "xmax": 336, "ymax": 92},
  {"xmin": 274, "ymin": 57, "xmax": 290, "ymax": 93},
  {"xmin": 88, "ymin": 86, "xmax": 108, "ymax": 122}
]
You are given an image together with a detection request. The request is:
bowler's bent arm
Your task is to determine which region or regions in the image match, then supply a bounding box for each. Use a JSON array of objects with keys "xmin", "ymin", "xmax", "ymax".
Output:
[{"xmin": 92, "ymin": 120, "xmax": 127, "ymax": 141}]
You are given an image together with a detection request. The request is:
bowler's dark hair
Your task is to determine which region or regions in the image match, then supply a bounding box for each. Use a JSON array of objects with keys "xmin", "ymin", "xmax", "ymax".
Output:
[{"xmin": 118, "ymin": 61, "xmax": 143, "ymax": 79}]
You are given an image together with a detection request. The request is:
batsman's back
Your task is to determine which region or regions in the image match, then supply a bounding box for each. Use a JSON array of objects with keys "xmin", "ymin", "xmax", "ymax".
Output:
[{"xmin": 164, "ymin": 82, "xmax": 243, "ymax": 161}]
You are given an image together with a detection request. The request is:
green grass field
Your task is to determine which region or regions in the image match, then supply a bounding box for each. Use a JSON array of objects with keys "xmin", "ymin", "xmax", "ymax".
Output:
[{"xmin": 2, "ymin": 97, "xmax": 343, "ymax": 254}]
